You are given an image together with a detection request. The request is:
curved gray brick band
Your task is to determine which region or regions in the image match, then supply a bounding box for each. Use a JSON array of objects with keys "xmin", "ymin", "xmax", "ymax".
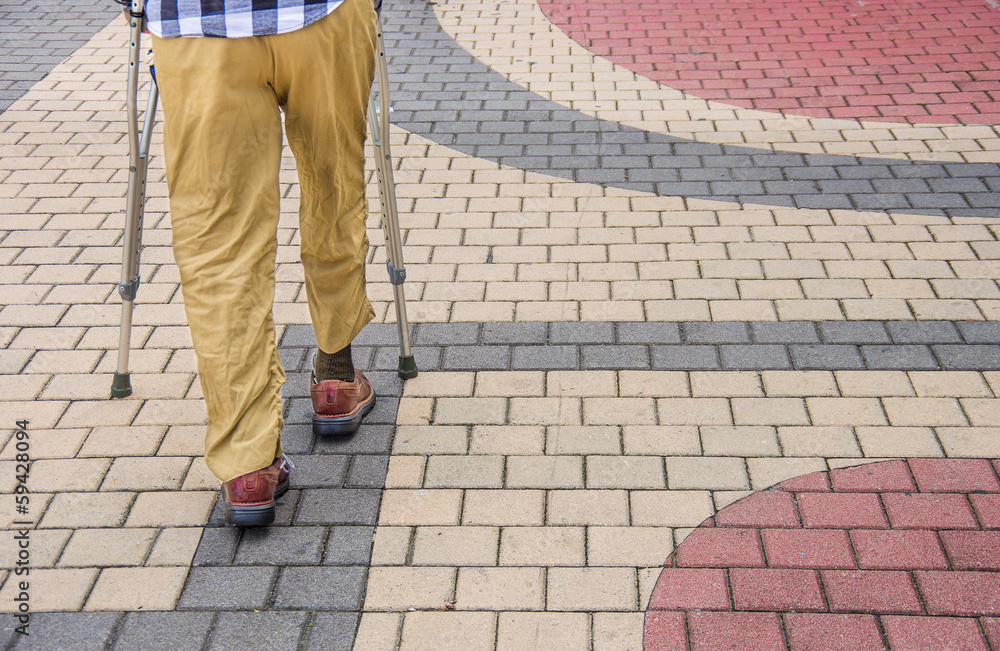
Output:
[{"xmin": 0, "ymin": 0, "xmax": 119, "ymax": 113}]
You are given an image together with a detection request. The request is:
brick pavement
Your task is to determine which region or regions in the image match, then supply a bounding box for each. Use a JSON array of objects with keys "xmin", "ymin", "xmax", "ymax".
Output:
[{"xmin": 0, "ymin": 0, "xmax": 999, "ymax": 648}]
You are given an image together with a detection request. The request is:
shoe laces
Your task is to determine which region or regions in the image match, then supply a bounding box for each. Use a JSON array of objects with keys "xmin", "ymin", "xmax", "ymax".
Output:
[{"xmin": 279, "ymin": 454, "xmax": 295, "ymax": 473}]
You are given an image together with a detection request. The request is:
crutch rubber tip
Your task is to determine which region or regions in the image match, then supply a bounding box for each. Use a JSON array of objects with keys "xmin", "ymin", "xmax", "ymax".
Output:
[
  {"xmin": 397, "ymin": 355, "xmax": 418, "ymax": 380},
  {"xmin": 111, "ymin": 372, "xmax": 133, "ymax": 398}
]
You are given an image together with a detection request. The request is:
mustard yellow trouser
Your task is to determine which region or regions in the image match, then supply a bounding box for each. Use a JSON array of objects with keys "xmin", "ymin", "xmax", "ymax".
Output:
[{"xmin": 151, "ymin": 0, "xmax": 377, "ymax": 482}]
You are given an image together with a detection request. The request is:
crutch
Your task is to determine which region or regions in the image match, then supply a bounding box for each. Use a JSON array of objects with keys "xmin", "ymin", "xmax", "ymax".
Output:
[
  {"xmin": 369, "ymin": 2, "xmax": 417, "ymax": 379},
  {"xmin": 111, "ymin": 0, "xmax": 417, "ymax": 398},
  {"xmin": 111, "ymin": 0, "xmax": 156, "ymax": 398}
]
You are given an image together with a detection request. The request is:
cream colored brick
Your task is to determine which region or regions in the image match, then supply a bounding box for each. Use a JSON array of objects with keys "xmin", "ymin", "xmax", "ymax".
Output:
[
  {"xmin": 623, "ymin": 426, "xmax": 700, "ymax": 455},
  {"xmin": 470, "ymin": 425, "xmax": 545, "ymax": 455},
  {"xmin": 778, "ymin": 427, "xmax": 861, "ymax": 457},
  {"xmin": 58, "ymin": 528, "xmax": 156, "ymax": 567},
  {"xmin": 774, "ymin": 300, "xmax": 844, "ymax": 321},
  {"xmin": 644, "ymin": 299, "xmax": 711, "ymax": 321},
  {"xmin": 102, "ymin": 456, "xmax": 191, "ymax": 491},
  {"xmin": 463, "ymin": 490, "xmax": 544, "ymax": 526},
  {"xmin": 761, "ymin": 371, "xmax": 838, "ymax": 397},
  {"xmin": 855, "ymin": 427, "xmax": 943, "ymax": 457},
  {"xmin": 499, "ymin": 527, "xmax": 585, "ymax": 566},
  {"xmin": 909, "ymin": 372, "xmax": 991, "ymax": 397},
  {"xmin": 738, "ymin": 280, "xmax": 803, "ymax": 300},
  {"xmin": 700, "ymin": 426, "xmax": 780, "ymax": 456},
  {"xmin": 618, "ymin": 371, "xmax": 688, "ymax": 397},
  {"xmin": 393, "ymin": 426, "xmax": 467, "ymax": 454},
  {"xmin": 371, "ymin": 526, "xmax": 411, "ymax": 566},
  {"xmin": 27, "ymin": 458, "xmax": 110, "ymax": 492},
  {"xmin": 398, "ymin": 612, "xmax": 494, "ymax": 651},
  {"xmin": 425, "ymin": 456, "xmax": 503, "ymax": 488},
  {"xmin": 546, "ymin": 371, "xmax": 616, "ymax": 397},
  {"xmin": 882, "ymin": 397, "xmax": 968, "ymax": 427},
  {"xmin": 39, "ymin": 492, "xmax": 133, "ymax": 529},
  {"xmin": 691, "ymin": 372, "xmax": 762, "ymax": 397},
  {"xmin": 709, "ymin": 299, "xmax": 778, "ymax": 322},
  {"xmin": 747, "ymin": 458, "xmax": 827, "ymax": 490},
  {"xmin": 548, "ymin": 567, "xmax": 637, "ymax": 611},
  {"xmin": 674, "ymin": 279, "xmax": 738, "ymax": 300},
  {"xmin": 835, "ymin": 371, "xmax": 914, "ymax": 397},
  {"xmin": 412, "ymin": 526, "xmax": 499, "ymax": 566},
  {"xmin": 0, "ymin": 568, "xmax": 97, "ymax": 612},
  {"xmin": 548, "ymin": 490, "xmax": 630, "ymax": 526},
  {"xmin": 157, "ymin": 426, "xmax": 204, "ymax": 456},
  {"xmin": 0, "ymin": 427, "xmax": 87, "ymax": 460},
  {"xmin": 908, "ymin": 299, "xmax": 984, "ymax": 321},
  {"xmin": 587, "ymin": 456, "xmax": 665, "ymax": 489},
  {"xmin": 865, "ymin": 279, "xmax": 935, "ymax": 299},
  {"xmin": 732, "ymin": 398, "xmax": 809, "ymax": 426},
  {"xmin": 582, "ymin": 398, "xmax": 657, "ymax": 425},
  {"xmin": 506, "ymin": 456, "xmax": 583, "ymax": 489},
  {"xmin": 510, "ymin": 398, "xmax": 582, "ymax": 426},
  {"xmin": 594, "ymin": 613, "xmax": 645, "ymax": 651},
  {"xmin": 85, "ymin": 566, "xmax": 187, "ymax": 611},
  {"xmin": 806, "ymin": 398, "xmax": 887, "ymax": 426},
  {"xmin": 403, "ymin": 372, "xmax": 475, "ymax": 397},
  {"xmin": 960, "ymin": 398, "xmax": 1000, "ymax": 426},
  {"xmin": 546, "ymin": 426, "xmax": 619, "ymax": 455},
  {"xmin": 497, "ymin": 613, "xmax": 590, "ymax": 651},
  {"xmin": 125, "ymin": 491, "xmax": 215, "ymax": 527},
  {"xmin": 433, "ymin": 398, "xmax": 506, "ymax": 425},
  {"xmin": 0, "ymin": 528, "xmax": 70, "ymax": 569},
  {"xmin": 842, "ymin": 299, "xmax": 914, "ymax": 321},
  {"xmin": 57, "ymin": 399, "xmax": 140, "ymax": 429},
  {"xmin": 456, "ymin": 567, "xmax": 544, "ymax": 610},
  {"xmin": 935, "ymin": 428, "xmax": 1000, "ymax": 457},
  {"xmin": 657, "ymin": 398, "xmax": 732, "ymax": 425},
  {"xmin": 666, "ymin": 457, "xmax": 748, "ymax": 490},
  {"xmin": 588, "ymin": 526, "xmax": 674, "ymax": 567},
  {"xmin": 630, "ymin": 491, "xmax": 714, "ymax": 527},
  {"xmin": 145, "ymin": 527, "xmax": 203, "ymax": 567},
  {"xmin": 365, "ymin": 567, "xmax": 456, "ymax": 610},
  {"xmin": 931, "ymin": 279, "xmax": 1000, "ymax": 300},
  {"xmin": 474, "ymin": 371, "xmax": 545, "ymax": 397}
]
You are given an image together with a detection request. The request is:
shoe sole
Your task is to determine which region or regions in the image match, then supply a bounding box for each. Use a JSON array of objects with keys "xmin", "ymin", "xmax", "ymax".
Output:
[
  {"xmin": 312, "ymin": 392, "xmax": 376, "ymax": 436},
  {"xmin": 224, "ymin": 478, "xmax": 290, "ymax": 527}
]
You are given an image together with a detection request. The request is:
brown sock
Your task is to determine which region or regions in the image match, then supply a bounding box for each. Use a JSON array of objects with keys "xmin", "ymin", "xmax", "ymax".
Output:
[{"xmin": 314, "ymin": 344, "xmax": 355, "ymax": 383}]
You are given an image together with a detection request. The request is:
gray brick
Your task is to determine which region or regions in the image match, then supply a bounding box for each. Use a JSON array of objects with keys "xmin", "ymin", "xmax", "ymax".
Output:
[
  {"xmin": 443, "ymin": 345, "xmax": 511, "ymax": 370},
  {"xmin": 651, "ymin": 345, "xmax": 720, "ymax": 370},
  {"xmin": 511, "ymin": 345, "xmax": 579, "ymax": 370},
  {"xmin": 414, "ymin": 323, "xmax": 480, "ymax": 345},
  {"xmin": 482, "ymin": 322, "xmax": 547, "ymax": 344},
  {"xmin": 581, "ymin": 345, "xmax": 650, "ymax": 370},
  {"xmin": 208, "ymin": 612, "xmax": 309, "ymax": 651},
  {"xmin": 932, "ymin": 345, "xmax": 1000, "ymax": 370},
  {"xmin": 278, "ymin": 347, "xmax": 308, "ymax": 374},
  {"xmin": 789, "ymin": 345, "xmax": 865, "ymax": 370},
  {"xmin": 957, "ymin": 322, "xmax": 1000, "ymax": 344},
  {"xmin": 178, "ymin": 567, "xmax": 278, "ymax": 610},
  {"xmin": 114, "ymin": 612, "xmax": 214, "ymax": 651},
  {"xmin": 616, "ymin": 322, "xmax": 682, "ymax": 344},
  {"xmin": 312, "ymin": 424, "xmax": 393, "ymax": 455},
  {"xmin": 324, "ymin": 526, "xmax": 375, "ymax": 566},
  {"xmin": 192, "ymin": 525, "xmax": 241, "ymax": 566},
  {"xmin": 720, "ymin": 345, "xmax": 791, "ymax": 370},
  {"xmin": 285, "ymin": 455, "xmax": 349, "ymax": 488},
  {"xmin": 373, "ymin": 345, "xmax": 441, "ymax": 372},
  {"xmin": 273, "ymin": 566, "xmax": 367, "ymax": 610},
  {"xmin": 860, "ymin": 345, "xmax": 940, "ymax": 370},
  {"xmin": 750, "ymin": 322, "xmax": 820, "ymax": 344},
  {"xmin": 851, "ymin": 194, "xmax": 911, "ymax": 210},
  {"xmin": 294, "ymin": 489, "xmax": 381, "ymax": 526},
  {"xmin": 346, "ymin": 454, "xmax": 389, "ymax": 488},
  {"xmin": 795, "ymin": 195, "xmax": 854, "ymax": 210},
  {"xmin": 887, "ymin": 321, "xmax": 962, "ymax": 344},
  {"xmin": 303, "ymin": 613, "xmax": 360, "ymax": 651},
  {"xmin": 550, "ymin": 322, "xmax": 614, "ymax": 344},
  {"xmin": 12, "ymin": 613, "xmax": 121, "ymax": 651},
  {"xmin": 818, "ymin": 321, "xmax": 890, "ymax": 344},
  {"xmin": 234, "ymin": 526, "xmax": 327, "ymax": 566},
  {"xmin": 682, "ymin": 322, "xmax": 750, "ymax": 344},
  {"xmin": 280, "ymin": 324, "xmax": 317, "ymax": 348}
]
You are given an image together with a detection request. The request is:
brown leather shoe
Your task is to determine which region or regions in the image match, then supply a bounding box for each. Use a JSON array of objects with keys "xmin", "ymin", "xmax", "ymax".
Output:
[
  {"xmin": 311, "ymin": 369, "xmax": 376, "ymax": 436},
  {"xmin": 222, "ymin": 455, "xmax": 293, "ymax": 526}
]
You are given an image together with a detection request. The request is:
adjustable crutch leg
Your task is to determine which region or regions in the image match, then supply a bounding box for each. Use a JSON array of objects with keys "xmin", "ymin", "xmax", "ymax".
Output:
[
  {"xmin": 368, "ymin": 12, "xmax": 417, "ymax": 380},
  {"xmin": 112, "ymin": 0, "xmax": 157, "ymax": 397}
]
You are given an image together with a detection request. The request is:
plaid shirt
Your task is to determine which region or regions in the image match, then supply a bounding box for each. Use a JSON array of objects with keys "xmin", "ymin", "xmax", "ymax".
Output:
[{"xmin": 146, "ymin": 0, "xmax": 344, "ymax": 38}]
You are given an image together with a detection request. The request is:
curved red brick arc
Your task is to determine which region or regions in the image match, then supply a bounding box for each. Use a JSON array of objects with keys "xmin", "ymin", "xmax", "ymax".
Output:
[
  {"xmin": 643, "ymin": 459, "xmax": 1000, "ymax": 650},
  {"xmin": 537, "ymin": 0, "xmax": 1000, "ymax": 125}
]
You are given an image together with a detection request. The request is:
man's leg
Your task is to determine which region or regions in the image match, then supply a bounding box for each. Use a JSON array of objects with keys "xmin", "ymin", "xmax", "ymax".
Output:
[
  {"xmin": 150, "ymin": 35, "xmax": 287, "ymax": 486},
  {"xmin": 270, "ymin": 0, "xmax": 379, "ymax": 434}
]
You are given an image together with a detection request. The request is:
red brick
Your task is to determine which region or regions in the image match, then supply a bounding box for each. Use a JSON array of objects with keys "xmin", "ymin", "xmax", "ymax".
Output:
[
  {"xmin": 830, "ymin": 460, "xmax": 915, "ymax": 492},
  {"xmin": 714, "ymin": 490, "xmax": 800, "ymax": 528},
  {"xmin": 643, "ymin": 611, "xmax": 688, "ymax": 651},
  {"xmin": 762, "ymin": 529, "xmax": 856, "ymax": 569},
  {"xmin": 647, "ymin": 568, "xmax": 731, "ymax": 611},
  {"xmin": 940, "ymin": 531, "xmax": 1000, "ymax": 570},
  {"xmin": 688, "ymin": 612, "xmax": 786, "ymax": 651},
  {"xmin": 822, "ymin": 570, "xmax": 923, "ymax": 614},
  {"xmin": 777, "ymin": 471, "xmax": 831, "ymax": 493},
  {"xmin": 916, "ymin": 571, "xmax": 1000, "ymax": 616},
  {"xmin": 882, "ymin": 616, "xmax": 989, "ymax": 651},
  {"xmin": 982, "ymin": 618, "xmax": 1000, "ymax": 650},
  {"xmin": 784, "ymin": 613, "xmax": 886, "ymax": 651},
  {"xmin": 851, "ymin": 530, "xmax": 948, "ymax": 570},
  {"xmin": 798, "ymin": 492, "xmax": 889, "ymax": 529},
  {"xmin": 883, "ymin": 493, "xmax": 978, "ymax": 530},
  {"xmin": 908, "ymin": 459, "xmax": 1000, "ymax": 493},
  {"xmin": 675, "ymin": 527, "xmax": 765, "ymax": 568},
  {"xmin": 730, "ymin": 568, "xmax": 825, "ymax": 612}
]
